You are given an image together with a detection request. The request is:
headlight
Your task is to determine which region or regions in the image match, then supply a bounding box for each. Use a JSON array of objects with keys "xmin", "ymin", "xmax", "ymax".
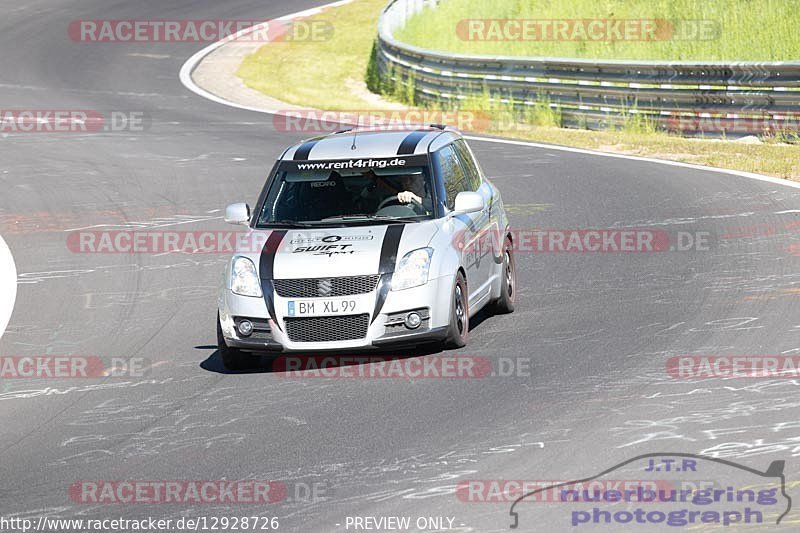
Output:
[
  {"xmin": 230, "ymin": 256, "xmax": 262, "ymax": 297},
  {"xmin": 392, "ymin": 248, "xmax": 433, "ymax": 291}
]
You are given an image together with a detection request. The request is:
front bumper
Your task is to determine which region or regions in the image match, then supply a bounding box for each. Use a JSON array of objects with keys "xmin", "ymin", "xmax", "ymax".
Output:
[
  {"xmin": 372, "ymin": 325, "xmax": 448, "ymax": 347},
  {"xmin": 219, "ymin": 274, "xmax": 453, "ymax": 352}
]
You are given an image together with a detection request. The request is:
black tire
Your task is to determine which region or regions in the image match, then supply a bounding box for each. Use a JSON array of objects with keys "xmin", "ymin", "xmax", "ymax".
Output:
[
  {"xmin": 217, "ymin": 313, "xmax": 253, "ymax": 371},
  {"xmin": 492, "ymin": 236, "xmax": 516, "ymax": 314},
  {"xmin": 445, "ymin": 271, "xmax": 469, "ymax": 348}
]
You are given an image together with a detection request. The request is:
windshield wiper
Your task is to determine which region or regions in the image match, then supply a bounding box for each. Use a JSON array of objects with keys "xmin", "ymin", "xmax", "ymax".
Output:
[
  {"xmin": 260, "ymin": 219, "xmax": 315, "ymax": 228},
  {"xmin": 320, "ymin": 214, "xmax": 428, "ymax": 223},
  {"xmin": 389, "ymin": 216, "xmax": 426, "ymax": 223},
  {"xmin": 320, "ymin": 214, "xmax": 394, "ymax": 222}
]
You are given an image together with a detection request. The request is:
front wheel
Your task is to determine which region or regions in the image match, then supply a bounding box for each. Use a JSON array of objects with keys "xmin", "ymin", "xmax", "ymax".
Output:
[
  {"xmin": 217, "ymin": 313, "xmax": 253, "ymax": 371},
  {"xmin": 492, "ymin": 236, "xmax": 516, "ymax": 314},
  {"xmin": 445, "ymin": 271, "xmax": 469, "ymax": 348}
]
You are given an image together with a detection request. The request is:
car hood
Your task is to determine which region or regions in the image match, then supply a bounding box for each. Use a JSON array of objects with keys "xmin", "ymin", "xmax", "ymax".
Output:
[{"xmin": 245, "ymin": 222, "xmax": 441, "ymax": 279}]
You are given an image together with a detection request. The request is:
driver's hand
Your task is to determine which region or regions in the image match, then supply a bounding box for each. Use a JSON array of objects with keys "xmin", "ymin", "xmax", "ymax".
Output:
[{"xmin": 398, "ymin": 191, "xmax": 422, "ymax": 204}]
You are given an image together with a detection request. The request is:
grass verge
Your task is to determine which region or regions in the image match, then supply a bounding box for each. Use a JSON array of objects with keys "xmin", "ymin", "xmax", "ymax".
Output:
[
  {"xmin": 395, "ymin": 0, "xmax": 800, "ymax": 61},
  {"xmin": 236, "ymin": 0, "xmax": 800, "ymax": 181},
  {"xmin": 237, "ymin": 0, "xmax": 387, "ymax": 110}
]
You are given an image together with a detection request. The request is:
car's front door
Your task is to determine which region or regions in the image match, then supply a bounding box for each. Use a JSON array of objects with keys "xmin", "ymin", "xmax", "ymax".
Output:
[
  {"xmin": 436, "ymin": 144, "xmax": 491, "ymax": 305},
  {"xmin": 453, "ymin": 139, "xmax": 497, "ymax": 292}
]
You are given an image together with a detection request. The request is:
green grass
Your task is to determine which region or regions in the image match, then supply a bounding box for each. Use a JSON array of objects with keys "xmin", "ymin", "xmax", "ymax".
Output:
[
  {"xmin": 395, "ymin": 0, "xmax": 800, "ymax": 61},
  {"xmin": 235, "ymin": 0, "xmax": 800, "ymax": 181}
]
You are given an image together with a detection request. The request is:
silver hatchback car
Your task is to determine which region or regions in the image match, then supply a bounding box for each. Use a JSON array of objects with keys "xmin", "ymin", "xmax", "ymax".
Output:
[{"xmin": 217, "ymin": 126, "xmax": 516, "ymax": 369}]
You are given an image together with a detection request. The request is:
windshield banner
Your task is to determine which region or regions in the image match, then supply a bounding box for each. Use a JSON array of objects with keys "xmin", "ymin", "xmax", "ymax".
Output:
[{"xmin": 280, "ymin": 155, "xmax": 429, "ymax": 173}]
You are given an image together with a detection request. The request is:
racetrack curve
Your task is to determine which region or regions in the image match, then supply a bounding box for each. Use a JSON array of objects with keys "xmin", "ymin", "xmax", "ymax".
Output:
[{"xmin": 1, "ymin": 0, "xmax": 800, "ymax": 531}]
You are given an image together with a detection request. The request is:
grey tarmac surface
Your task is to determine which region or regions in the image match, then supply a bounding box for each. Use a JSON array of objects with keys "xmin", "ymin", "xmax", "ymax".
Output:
[{"xmin": 1, "ymin": 0, "xmax": 799, "ymax": 531}]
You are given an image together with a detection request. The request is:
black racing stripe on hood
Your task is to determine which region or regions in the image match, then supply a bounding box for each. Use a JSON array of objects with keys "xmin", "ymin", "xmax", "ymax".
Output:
[
  {"xmin": 293, "ymin": 139, "xmax": 320, "ymax": 160},
  {"xmin": 372, "ymin": 224, "xmax": 405, "ymax": 323},
  {"xmin": 259, "ymin": 230, "xmax": 286, "ymax": 279},
  {"xmin": 259, "ymin": 230, "xmax": 287, "ymax": 330},
  {"xmin": 396, "ymin": 131, "xmax": 428, "ymax": 155},
  {"xmin": 379, "ymin": 224, "xmax": 405, "ymax": 274}
]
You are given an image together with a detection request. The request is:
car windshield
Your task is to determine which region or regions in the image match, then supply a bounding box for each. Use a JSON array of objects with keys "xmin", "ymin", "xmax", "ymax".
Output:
[{"xmin": 256, "ymin": 156, "xmax": 435, "ymax": 227}]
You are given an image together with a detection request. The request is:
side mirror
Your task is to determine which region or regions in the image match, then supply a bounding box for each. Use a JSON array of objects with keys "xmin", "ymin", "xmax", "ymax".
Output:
[
  {"xmin": 225, "ymin": 203, "xmax": 250, "ymax": 225},
  {"xmin": 453, "ymin": 191, "xmax": 484, "ymax": 214}
]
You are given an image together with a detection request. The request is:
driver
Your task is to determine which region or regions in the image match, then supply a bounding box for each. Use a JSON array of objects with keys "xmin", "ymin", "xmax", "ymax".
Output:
[
  {"xmin": 360, "ymin": 172, "xmax": 430, "ymax": 212},
  {"xmin": 397, "ymin": 174, "xmax": 425, "ymax": 205}
]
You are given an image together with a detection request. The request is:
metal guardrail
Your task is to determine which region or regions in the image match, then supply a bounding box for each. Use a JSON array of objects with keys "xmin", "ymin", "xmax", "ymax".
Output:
[{"xmin": 374, "ymin": 0, "xmax": 800, "ymax": 135}]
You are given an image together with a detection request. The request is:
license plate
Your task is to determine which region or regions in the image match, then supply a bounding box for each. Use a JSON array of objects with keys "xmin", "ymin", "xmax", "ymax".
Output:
[{"xmin": 287, "ymin": 299, "xmax": 358, "ymax": 317}]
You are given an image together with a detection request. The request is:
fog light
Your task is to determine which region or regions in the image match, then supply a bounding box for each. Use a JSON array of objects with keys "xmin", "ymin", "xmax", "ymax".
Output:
[
  {"xmin": 404, "ymin": 312, "xmax": 422, "ymax": 329},
  {"xmin": 237, "ymin": 320, "xmax": 254, "ymax": 337}
]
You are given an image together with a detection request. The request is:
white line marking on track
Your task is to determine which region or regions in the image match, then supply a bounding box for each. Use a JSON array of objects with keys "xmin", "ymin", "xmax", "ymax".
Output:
[{"xmin": 0, "ymin": 234, "xmax": 17, "ymax": 340}]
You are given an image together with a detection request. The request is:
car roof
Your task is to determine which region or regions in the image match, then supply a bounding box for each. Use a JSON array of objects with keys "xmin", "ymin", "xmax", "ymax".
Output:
[{"xmin": 280, "ymin": 127, "xmax": 462, "ymax": 161}]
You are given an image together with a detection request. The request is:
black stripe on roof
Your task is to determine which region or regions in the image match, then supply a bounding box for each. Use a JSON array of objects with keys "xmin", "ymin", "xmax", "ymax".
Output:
[
  {"xmin": 293, "ymin": 139, "xmax": 320, "ymax": 160},
  {"xmin": 396, "ymin": 131, "xmax": 429, "ymax": 155}
]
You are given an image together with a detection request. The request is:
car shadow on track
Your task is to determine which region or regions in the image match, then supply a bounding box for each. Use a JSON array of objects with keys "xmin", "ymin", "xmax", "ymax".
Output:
[{"xmin": 197, "ymin": 343, "xmax": 447, "ymax": 375}]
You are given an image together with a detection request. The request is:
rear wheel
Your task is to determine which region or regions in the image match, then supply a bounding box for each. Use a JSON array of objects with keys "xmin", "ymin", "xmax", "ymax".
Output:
[
  {"xmin": 445, "ymin": 271, "xmax": 469, "ymax": 348},
  {"xmin": 492, "ymin": 236, "xmax": 516, "ymax": 314},
  {"xmin": 217, "ymin": 313, "xmax": 253, "ymax": 371}
]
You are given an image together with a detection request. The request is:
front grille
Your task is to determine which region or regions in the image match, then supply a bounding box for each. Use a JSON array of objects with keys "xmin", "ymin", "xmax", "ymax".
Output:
[
  {"xmin": 285, "ymin": 314, "xmax": 370, "ymax": 343},
  {"xmin": 274, "ymin": 275, "xmax": 380, "ymax": 298}
]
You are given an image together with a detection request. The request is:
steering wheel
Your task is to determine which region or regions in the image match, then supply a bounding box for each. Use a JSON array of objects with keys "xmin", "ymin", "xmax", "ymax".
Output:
[
  {"xmin": 377, "ymin": 195, "xmax": 400, "ymax": 211},
  {"xmin": 377, "ymin": 195, "xmax": 425, "ymax": 215}
]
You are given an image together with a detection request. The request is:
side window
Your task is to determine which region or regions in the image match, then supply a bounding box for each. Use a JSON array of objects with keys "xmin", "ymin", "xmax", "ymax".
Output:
[
  {"xmin": 453, "ymin": 140, "xmax": 482, "ymax": 191},
  {"xmin": 435, "ymin": 145, "xmax": 469, "ymax": 209}
]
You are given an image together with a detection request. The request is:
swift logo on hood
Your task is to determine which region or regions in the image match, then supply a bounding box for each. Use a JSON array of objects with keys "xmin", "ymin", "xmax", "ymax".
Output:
[{"xmin": 292, "ymin": 243, "xmax": 357, "ymax": 257}]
